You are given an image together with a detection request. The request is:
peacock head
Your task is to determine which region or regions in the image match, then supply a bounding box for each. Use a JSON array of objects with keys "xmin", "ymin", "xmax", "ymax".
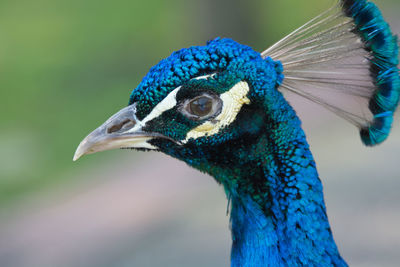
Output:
[{"xmin": 74, "ymin": 38, "xmax": 287, "ymax": 182}]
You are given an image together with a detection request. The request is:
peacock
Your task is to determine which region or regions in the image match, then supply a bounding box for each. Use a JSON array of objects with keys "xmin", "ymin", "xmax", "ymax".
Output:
[{"xmin": 74, "ymin": 0, "xmax": 399, "ymax": 266}]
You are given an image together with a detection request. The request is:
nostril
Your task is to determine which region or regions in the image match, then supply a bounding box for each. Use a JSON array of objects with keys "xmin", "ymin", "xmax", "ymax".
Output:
[
  {"xmin": 107, "ymin": 119, "xmax": 136, "ymax": 134},
  {"xmin": 107, "ymin": 125, "xmax": 122, "ymax": 134}
]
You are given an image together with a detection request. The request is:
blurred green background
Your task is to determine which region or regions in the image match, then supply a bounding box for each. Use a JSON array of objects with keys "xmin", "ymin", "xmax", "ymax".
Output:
[{"xmin": 0, "ymin": 0, "xmax": 399, "ymax": 266}]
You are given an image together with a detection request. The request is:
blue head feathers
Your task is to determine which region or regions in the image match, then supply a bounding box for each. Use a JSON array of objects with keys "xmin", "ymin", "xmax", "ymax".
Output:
[
  {"xmin": 129, "ymin": 38, "xmax": 283, "ymax": 118},
  {"xmin": 127, "ymin": 38, "xmax": 285, "ymax": 148}
]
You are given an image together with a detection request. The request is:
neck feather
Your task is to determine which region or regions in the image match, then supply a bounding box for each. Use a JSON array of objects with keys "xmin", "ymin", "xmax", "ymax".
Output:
[
  {"xmin": 227, "ymin": 118, "xmax": 347, "ymax": 266},
  {"xmin": 163, "ymin": 90, "xmax": 349, "ymax": 266}
]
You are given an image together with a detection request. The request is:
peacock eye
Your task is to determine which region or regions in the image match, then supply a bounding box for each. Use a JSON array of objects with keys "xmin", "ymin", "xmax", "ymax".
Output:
[
  {"xmin": 189, "ymin": 96, "xmax": 213, "ymax": 117},
  {"xmin": 181, "ymin": 93, "xmax": 222, "ymax": 120}
]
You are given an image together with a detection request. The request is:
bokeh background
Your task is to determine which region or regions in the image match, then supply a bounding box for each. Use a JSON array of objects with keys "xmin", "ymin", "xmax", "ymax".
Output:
[{"xmin": 1, "ymin": 0, "xmax": 399, "ymax": 266}]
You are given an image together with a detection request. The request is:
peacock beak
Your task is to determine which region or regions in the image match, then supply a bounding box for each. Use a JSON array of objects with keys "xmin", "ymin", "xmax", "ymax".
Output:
[{"xmin": 73, "ymin": 104, "xmax": 161, "ymax": 161}]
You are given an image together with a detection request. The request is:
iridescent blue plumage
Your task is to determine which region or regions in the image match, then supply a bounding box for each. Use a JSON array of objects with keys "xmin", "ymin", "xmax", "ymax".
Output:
[
  {"xmin": 74, "ymin": 0, "xmax": 399, "ymax": 266},
  {"xmin": 129, "ymin": 38, "xmax": 283, "ymax": 120},
  {"xmin": 127, "ymin": 38, "xmax": 347, "ymax": 266}
]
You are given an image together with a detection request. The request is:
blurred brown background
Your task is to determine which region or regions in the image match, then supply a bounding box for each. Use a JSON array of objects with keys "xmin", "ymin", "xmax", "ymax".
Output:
[{"xmin": 0, "ymin": 0, "xmax": 399, "ymax": 266}]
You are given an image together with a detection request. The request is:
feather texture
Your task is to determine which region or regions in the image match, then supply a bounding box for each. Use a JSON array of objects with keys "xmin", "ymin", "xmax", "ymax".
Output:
[{"xmin": 262, "ymin": 0, "xmax": 400, "ymax": 146}]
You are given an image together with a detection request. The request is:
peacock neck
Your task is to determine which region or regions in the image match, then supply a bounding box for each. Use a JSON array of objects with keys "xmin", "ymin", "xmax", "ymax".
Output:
[
  {"xmin": 226, "ymin": 122, "xmax": 348, "ymax": 266},
  {"xmin": 162, "ymin": 92, "xmax": 348, "ymax": 266}
]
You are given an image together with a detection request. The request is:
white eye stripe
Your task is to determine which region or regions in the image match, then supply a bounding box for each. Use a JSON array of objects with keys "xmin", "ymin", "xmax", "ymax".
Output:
[
  {"xmin": 142, "ymin": 86, "xmax": 181, "ymax": 124},
  {"xmin": 126, "ymin": 86, "xmax": 181, "ymax": 133},
  {"xmin": 182, "ymin": 81, "xmax": 250, "ymax": 143},
  {"xmin": 128, "ymin": 74, "xmax": 216, "ymax": 132},
  {"xmin": 128, "ymin": 75, "xmax": 249, "ymax": 145},
  {"xmin": 193, "ymin": 73, "xmax": 216, "ymax": 80}
]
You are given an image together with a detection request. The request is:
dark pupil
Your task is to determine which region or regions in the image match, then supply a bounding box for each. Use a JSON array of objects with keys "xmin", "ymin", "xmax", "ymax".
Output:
[{"xmin": 190, "ymin": 97, "xmax": 213, "ymax": 117}]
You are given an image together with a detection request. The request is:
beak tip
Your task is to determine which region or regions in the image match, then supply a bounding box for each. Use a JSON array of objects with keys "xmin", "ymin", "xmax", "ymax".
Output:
[
  {"xmin": 73, "ymin": 142, "xmax": 86, "ymax": 162},
  {"xmin": 73, "ymin": 150, "xmax": 82, "ymax": 162},
  {"xmin": 72, "ymin": 154, "xmax": 79, "ymax": 162}
]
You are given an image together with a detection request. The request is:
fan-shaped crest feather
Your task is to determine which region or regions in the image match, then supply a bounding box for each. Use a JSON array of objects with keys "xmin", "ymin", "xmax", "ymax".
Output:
[{"xmin": 262, "ymin": 0, "xmax": 400, "ymax": 146}]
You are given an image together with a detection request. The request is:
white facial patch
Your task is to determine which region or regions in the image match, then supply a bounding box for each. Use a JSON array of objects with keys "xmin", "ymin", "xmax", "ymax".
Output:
[
  {"xmin": 127, "ymin": 86, "xmax": 181, "ymax": 134},
  {"xmin": 127, "ymin": 73, "xmax": 216, "ymax": 134},
  {"xmin": 182, "ymin": 81, "xmax": 251, "ymax": 143},
  {"xmin": 123, "ymin": 137, "xmax": 157, "ymax": 150},
  {"xmin": 193, "ymin": 73, "xmax": 216, "ymax": 80},
  {"xmin": 126, "ymin": 77, "xmax": 250, "ymax": 147}
]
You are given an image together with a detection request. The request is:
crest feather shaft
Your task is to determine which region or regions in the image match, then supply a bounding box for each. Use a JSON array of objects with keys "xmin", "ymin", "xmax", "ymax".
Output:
[{"xmin": 262, "ymin": 0, "xmax": 400, "ymax": 146}]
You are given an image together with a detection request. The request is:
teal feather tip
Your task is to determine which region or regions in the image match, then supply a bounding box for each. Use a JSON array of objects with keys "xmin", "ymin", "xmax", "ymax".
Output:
[{"xmin": 342, "ymin": 0, "xmax": 400, "ymax": 146}]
